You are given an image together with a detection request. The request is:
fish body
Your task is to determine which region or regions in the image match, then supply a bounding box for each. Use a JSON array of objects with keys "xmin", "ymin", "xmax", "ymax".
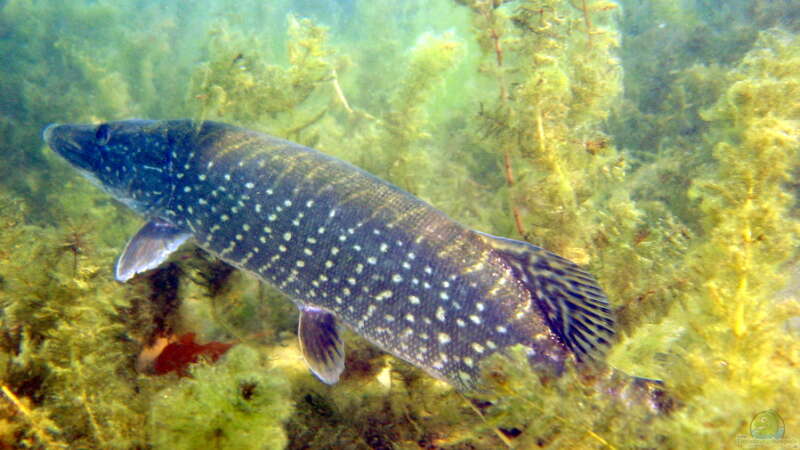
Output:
[{"xmin": 43, "ymin": 119, "xmax": 614, "ymax": 389}]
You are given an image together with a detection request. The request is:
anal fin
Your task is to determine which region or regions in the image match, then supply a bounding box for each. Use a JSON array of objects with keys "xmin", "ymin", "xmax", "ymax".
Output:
[
  {"xmin": 115, "ymin": 218, "xmax": 192, "ymax": 282},
  {"xmin": 298, "ymin": 306, "xmax": 345, "ymax": 385}
]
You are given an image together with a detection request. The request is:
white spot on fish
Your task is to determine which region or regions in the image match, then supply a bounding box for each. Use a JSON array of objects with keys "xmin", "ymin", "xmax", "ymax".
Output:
[
  {"xmin": 436, "ymin": 307, "xmax": 446, "ymax": 321},
  {"xmin": 375, "ymin": 290, "xmax": 393, "ymax": 301}
]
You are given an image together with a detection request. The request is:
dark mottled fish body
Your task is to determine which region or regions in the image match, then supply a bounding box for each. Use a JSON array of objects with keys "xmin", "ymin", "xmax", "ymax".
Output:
[{"xmin": 44, "ymin": 119, "xmax": 616, "ymax": 390}]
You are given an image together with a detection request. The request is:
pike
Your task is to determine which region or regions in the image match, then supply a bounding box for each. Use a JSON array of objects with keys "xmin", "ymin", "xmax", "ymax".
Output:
[{"xmin": 44, "ymin": 119, "xmax": 636, "ymax": 395}]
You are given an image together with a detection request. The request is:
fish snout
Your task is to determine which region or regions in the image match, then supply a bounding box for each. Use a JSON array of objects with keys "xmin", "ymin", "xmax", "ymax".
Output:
[{"xmin": 42, "ymin": 123, "xmax": 59, "ymax": 144}]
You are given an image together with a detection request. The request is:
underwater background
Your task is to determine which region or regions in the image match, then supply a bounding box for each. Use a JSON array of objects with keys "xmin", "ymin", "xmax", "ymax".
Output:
[{"xmin": 0, "ymin": 0, "xmax": 799, "ymax": 448}]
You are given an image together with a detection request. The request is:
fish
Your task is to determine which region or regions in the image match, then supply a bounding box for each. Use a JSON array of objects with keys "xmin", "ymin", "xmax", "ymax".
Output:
[{"xmin": 43, "ymin": 119, "xmax": 616, "ymax": 391}]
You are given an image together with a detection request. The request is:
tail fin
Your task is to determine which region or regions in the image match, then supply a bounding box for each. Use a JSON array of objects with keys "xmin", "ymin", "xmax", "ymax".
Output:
[{"xmin": 479, "ymin": 232, "xmax": 615, "ymax": 361}]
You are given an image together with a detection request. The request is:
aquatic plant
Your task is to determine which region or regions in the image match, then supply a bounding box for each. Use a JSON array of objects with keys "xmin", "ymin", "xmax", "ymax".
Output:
[
  {"xmin": 376, "ymin": 31, "xmax": 464, "ymax": 194},
  {"xmin": 0, "ymin": 188, "xmax": 151, "ymax": 448},
  {"xmin": 658, "ymin": 29, "xmax": 800, "ymax": 445},
  {"xmin": 149, "ymin": 345, "xmax": 292, "ymax": 450},
  {"xmin": 457, "ymin": 0, "xmax": 622, "ymax": 253},
  {"xmin": 189, "ymin": 14, "xmax": 336, "ymax": 141}
]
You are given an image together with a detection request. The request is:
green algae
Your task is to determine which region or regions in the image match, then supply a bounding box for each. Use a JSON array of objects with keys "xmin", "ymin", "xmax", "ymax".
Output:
[
  {"xmin": 149, "ymin": 345, "xmax": 292, "ymax": 450},
  {"xmin": 189, "ymin": 14, "xmax": 336, "ymax": 137},
  {"xmin": 1, "ymin": 0, "xmax": 800, "ymax": 448}
]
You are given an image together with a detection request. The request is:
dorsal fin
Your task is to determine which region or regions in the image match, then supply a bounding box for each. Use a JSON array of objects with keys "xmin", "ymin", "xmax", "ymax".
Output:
[{"xmin": 478, "ymin": 232, "xmax": 615, "ymax": 361}]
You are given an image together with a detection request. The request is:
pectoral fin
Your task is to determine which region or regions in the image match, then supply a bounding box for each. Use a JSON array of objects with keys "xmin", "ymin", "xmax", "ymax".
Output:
[
  {"xmin": 115, "ymin": 218, "xmax": 191, "ymax": 282},
  {"xmin": 298, "ymin": 306, "xmax": 345, "ymax": 384}
]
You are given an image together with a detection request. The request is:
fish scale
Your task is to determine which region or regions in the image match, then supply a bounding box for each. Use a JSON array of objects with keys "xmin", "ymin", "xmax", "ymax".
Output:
[{"xmin": 44, "ymin": 119, "xmax": 615, "ymax": 390}]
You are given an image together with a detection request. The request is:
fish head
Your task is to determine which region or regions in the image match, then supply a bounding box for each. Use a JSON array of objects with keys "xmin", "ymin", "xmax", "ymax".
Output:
[{"xmin": 43, "ymin": 120, "xmax": 175, "ymax": 215}]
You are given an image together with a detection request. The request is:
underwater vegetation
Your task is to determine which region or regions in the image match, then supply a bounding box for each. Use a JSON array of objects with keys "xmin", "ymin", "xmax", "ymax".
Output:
[
  {"xmin": 0, "ymin": 0, "xmax": 799, "ymax": 448},
  {"xmin": 149, "ymin": 345, "xmax": 292, "ymax": 450}
]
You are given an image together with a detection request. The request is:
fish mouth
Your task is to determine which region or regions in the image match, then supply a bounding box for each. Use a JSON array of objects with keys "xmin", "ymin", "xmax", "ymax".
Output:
[
  {"xmin": 42, "ymin": 123, "xmax": 96, "ymax": 171},
  {"xmin": 43, "ymin": 122, "xmax": 107, "ymax": 190},
  {"xmin": 43, "ymin": 123, "xmax": 79, "ymax": 154},
  {"xmin": 42, "ymin": 122, "xmax": 59, "ymax": 144}
]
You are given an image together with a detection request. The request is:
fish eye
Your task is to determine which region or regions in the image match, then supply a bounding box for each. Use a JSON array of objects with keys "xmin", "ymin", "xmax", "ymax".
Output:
[{"xmin": 95, "ymin": 123, "xmax": 111, "ymax": 146}]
